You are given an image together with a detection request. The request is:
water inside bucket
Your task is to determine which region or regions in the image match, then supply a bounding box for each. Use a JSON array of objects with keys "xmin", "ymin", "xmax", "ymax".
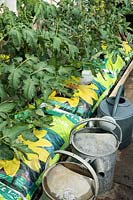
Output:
[
  {"xmin": 74, "ymin": 133, "xmax": 117, "ymax": 156},
  {"xmin": 45, "ymin": 164, "xmax": 94, "ymax": 200}
]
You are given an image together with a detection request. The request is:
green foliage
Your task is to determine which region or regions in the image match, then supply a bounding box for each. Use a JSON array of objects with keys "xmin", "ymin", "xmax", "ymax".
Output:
[
  {"xmin": 0, "ymin": 0, "xmax": 132, "ymax": 161},
  {"xmin": 0, "ymin": 102, "xmax": 16, "ymax": 113},
  {"xmin": 9, "ymin": 29, "xmax": 22, "ymax": 50},
  {"xmin": 0, "ymin": 1, "xmax": 132, "ymax": 104},
  {"xmin": 0, "ymin": 101, "xmax": 52, "ymax": 160},
  {"xmin": 23, "ymin": 79, "xmax": 36, "ymax": 100},
  {"xmin": 8, "ymin": 68, "xmax": 22, "ymax": 89}
]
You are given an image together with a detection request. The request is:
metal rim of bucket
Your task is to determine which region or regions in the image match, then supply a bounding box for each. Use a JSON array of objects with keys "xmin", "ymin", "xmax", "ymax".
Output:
[
  {"xmin": 71, "ymin": 128, "xmax": 119, "ymax": 157},
  {"xmin": 42, "ymin": 150, "xmax": 99, "ymax": 200},
  {"xmin": 70, "ymin": 118, "xmax": 122, "ymax": 157}
]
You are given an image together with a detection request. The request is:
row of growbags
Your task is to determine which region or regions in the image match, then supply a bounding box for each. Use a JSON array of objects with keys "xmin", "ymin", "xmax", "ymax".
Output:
[
  {"xmin": 0, "ymin": 111, "xmax": 81, "ymax": 200},
  {"xmin": 0, "ymin": 43, "xmax": 132, "ymax": 199},
  {"xmin": 48, "ymin": 45, "xmax": 133, "ymax": 118}
]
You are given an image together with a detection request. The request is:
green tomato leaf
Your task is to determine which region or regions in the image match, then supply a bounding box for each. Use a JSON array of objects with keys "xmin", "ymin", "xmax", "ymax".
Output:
[
  {"xmin": 22, "ymin": 28, "xmax": 37, "ymax": 48},
  {"xmin": 0, "ymin": 84, "xmax": 6, "ymax": 101},
  {"xmin": 35, "ymin": 62, "xmax": 55, "ymax": 74},
  {"xmin": 3, "ymin": 125, "xmax": 31, "ymax": 141},
  {"xmin": 0, "ymin": 102, "xmax": 16, "ymax": 113},
  {"xmin": 50, "ymin": 5, "xmax": 57, "ymax": 17},
  {"xmin": 68, "ymin": 44, "xmax": 79, "ymax": 59},
  {"xmin": 35, "ymin": 109, "xmax": 45, "ymax": 117},
  {"xmin": 0, "ymin": 144, "xmax": 14, "ymax": 160},
  {"xmin": 23, "ymin": 79, "xmax": 36, "ymax": 100},
  {"xmin": 53, "ymin": 36, "xmax": 62, "ymax": 52},
  {"xmin": 13, "ymin": 57, "xmax": 23, "ymax": 63},
  {"xmin": 13, "ymin": 143, "xmax": 36, "ymax": 160},
  {"xmin": 124, "ymin": 0, "xmax": 129, "ymax": 6},
  {"xmin": 42, "ymin": 87, "xmax": 52, "ymax": 101},
  {"xmin": 58, "ymin": 66, "xmax": 73, "ymax": 75},
  {"xmin": 9, "ymin": 29, "xmax": 22, "ymax": 50},
  {"xmin": 0, "ymin": 121, "xmax": 8, "ymax": 132},
  {"xmin": 34, "ymin": 2, "xmax": 45, "ymax": 19},
  {"xmin": 8, "ymin": 68, "xmax": 22, "ymax": 89},
  {"xmin": 0, "ymin": 112, "xmax": 7, "ymax": 119},
  {"xmin": 13, "ymin": 148, "xmax": 21, "ymax": 160},
  {"xmin": 22, "ymin": 130, "xmax": 38, "ymax": 142}
]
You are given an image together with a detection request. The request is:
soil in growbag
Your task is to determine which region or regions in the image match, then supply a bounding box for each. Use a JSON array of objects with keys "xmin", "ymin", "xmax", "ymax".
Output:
[{"xmin": 0, "ymin": 111, "xmax": 81, "ymax": 200}]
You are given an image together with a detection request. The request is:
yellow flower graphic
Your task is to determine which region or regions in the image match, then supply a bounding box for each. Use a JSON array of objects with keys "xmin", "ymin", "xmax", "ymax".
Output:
[
  {"xmin": 33, "ymin": 128, "xmax": 47, "ymax": 139},
  {"xmin": 49, "ymin": 83, "xmax": 98, "ymax": 106},
  {"xmin": 74, "ymin": 84, "xmax": 98, "ymax": 105},
  {"xmin": 0, "ymin": 157, "xmax": 20, "ymax": 177},
  {"xmin": 106, "ymin": 53, "xmax": 124, "ymax": 72},
  {"xmin": 49, "ymin": 90, "xmax": 79, "ymax": 107},
  {"xmin": 94, "ymin": 72, "xmax": 115, "ymax": 89},
  {"xmin": 0, "ymin": 129, "xmax": 52, "ymax": 176}
]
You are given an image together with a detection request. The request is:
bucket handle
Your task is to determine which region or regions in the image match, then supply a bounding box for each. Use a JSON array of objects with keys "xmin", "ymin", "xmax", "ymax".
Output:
[
  {"xmin": 70, "ymin": 118, "xmax": 122, "ymax": 145},
  {"xmin": 45, "ymin": 150, "xmax": 99, "ymax": 198}
]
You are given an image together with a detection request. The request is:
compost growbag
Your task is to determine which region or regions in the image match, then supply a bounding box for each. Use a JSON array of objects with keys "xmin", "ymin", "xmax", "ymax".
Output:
[
  {"xmin": 48, "ymin": 49, "xmax": 133, "ymax": 117},
  {"xmin": 0, "ymin": 43, "xmax": 132, "ymax": 199},
  {"xmin": 0, "ymin": 112, "xmax": 81, "ymax": 200},
  {"xmin": 48, "ymin": 83, "xmax": 102, "ymax": 118}
]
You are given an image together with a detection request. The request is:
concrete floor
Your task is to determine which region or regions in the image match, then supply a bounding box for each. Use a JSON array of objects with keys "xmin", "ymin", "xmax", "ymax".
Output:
[{"xmin": 97, "ymin": 69, "xmax": 133, "ymax": 200}]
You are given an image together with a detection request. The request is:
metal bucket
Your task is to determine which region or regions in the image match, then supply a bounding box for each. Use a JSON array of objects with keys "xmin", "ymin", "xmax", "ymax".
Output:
[
  {"xmin": 70, "ymin": 118, "xmax": 122, "ymax": 194},
  {"xmin": 42, "ymin": 150, "xmax": 99, "ymax": 200}
]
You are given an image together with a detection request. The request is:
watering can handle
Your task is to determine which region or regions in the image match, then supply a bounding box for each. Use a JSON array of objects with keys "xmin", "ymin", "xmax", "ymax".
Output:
[
  {"xmin": 112, "ymin": 85, "xmax": 123, "ymax": 117},
  {"xmin": 70, "ymin": 118, "xmax": 122, "ymax": 145},
  {"xmin": 45, "ymin": 150, "xmax": 99, "ymax": 198}
]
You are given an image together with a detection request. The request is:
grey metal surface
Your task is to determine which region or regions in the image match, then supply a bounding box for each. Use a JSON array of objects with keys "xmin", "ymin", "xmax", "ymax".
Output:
[
  {"xmin": 98, "ymin": 97, "xmax": 133, "ymax": 119},
  {"xmin": 70, "ymin": 118, "xmax": 121, "ymax": 195},
  {"xmin": 98, "ymin": 96, "xmax": 133, "ymax": 149},
  {"xmin": 42, "ymin": 150, "xmax": 99, "ymax": 200},
  {"xmin": 97, "ymin": 65, "xmax": 133, "ymax": 200},
  {"xmin": 37, "ymin": 70, "xmax": 133, "ymax": 200}
]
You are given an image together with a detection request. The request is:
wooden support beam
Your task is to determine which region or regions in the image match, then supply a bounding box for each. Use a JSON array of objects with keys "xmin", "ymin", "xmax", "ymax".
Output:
[{"xmin": 110, "ymin": 60, "xmax": 133, "ymax": 97}]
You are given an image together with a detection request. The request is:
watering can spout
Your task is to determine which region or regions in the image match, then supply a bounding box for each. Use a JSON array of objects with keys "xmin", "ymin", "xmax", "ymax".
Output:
[
  {"xmin": 91, "ymin": 159, "xmax": 105, "ymax": 177},
  {"xmin": 85, "ymin": 158, "xmax": 105, "ymax": 177}
]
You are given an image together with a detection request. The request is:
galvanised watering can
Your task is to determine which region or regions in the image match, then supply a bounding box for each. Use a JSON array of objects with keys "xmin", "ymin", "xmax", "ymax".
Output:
[
  {"xmin": 70, "ymin": 118, "xmax": 122, "ymax": 194},
  {"xmin": 42, "ymin": 150, "xmax": 99, "ymax": 200}
]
